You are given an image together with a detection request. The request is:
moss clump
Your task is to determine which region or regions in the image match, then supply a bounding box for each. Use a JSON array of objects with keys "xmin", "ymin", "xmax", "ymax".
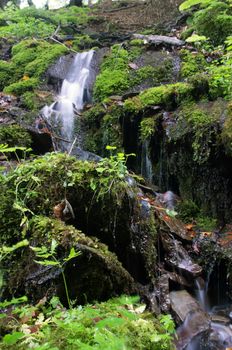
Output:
[
  {"xmin": 94, "ymin": 45, "xmax": 131, "ymax": 101},
  {"xmin": 124, "ymin": 83, "xmax": 193, "ymax": 113},
  {"xmin": 83, "ymin": 104, "xmax": 123, "ymax": 154},
  {"xmin": 177, "ymin": 199, "xmax": 200, "ymax": 223},
  {"xmin": 1, "ymin": 39, "xmax": 67, "ymax": 96},
  {"xmin": 192, "ymin": 2, "xmax": 232, "ymax": 46},
  {"xmin": 72, "ymin": 34, "xmax": 95, "ymax": 51},
  {"xmin": 130, "ymin": 39, "xmax": 144, "ymax": 46},
  {"xmin": 140, "ymin": 117, "xmax": 158, "ymax": 141},
  {"xmin": 0, "ymin": 152, "xmax": 132, "ymax": 244},
  {"xmin": 0, "ymin": 124, "xmax": 32, "ymax": 148},
  {"xmin": 4, "ymin": 77, "xmax": 39, "ymax": 95},
  {"xmin": 94, "ymin": 45, "xmax": 144, "ymax": 101},
  {"xmin": 170, "ymin": 101, "xmax": 219, "ymax": 164},
  {"xmin": 180, "ymin": 49, "xmax": 208, "ymax": 78},
  {"xmin": 221, "ymin": 102, "xmax": 232, "ymax": 154},
  {"xmin": 0, "ymin": 60, "xmax": 14, "ymax": 91}
]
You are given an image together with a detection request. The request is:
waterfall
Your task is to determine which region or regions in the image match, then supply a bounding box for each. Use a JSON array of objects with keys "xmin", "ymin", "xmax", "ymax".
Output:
[
  {"xmin": 42, "ymin": 50, "xmax": 95, "ymax": 151},
  {"xmin": 141, "ymin": 140, "xmax": 153, "ymax": 183}
]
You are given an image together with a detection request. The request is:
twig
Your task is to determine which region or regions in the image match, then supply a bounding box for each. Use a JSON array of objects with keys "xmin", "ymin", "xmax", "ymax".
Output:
[
  {"xmin": 49, "ymin": 36, "xmax": 78, "ymax": 53},
  {"xmin": 68, "ymin": 137, "xmax": 77, "ymax": 155}
]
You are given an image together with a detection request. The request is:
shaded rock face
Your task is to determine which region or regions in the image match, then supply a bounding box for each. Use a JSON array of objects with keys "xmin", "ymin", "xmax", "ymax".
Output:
[
  {"xmin": 69, "ymin": 187, "xmax": 157, "ymax": 285},
  {"xmin": 124, "ymin": 99, "xmax": 232, "ymax": 223},
  {"xmin": 6, "ymin": 219, "xmax": 135, "ymax": 306}
]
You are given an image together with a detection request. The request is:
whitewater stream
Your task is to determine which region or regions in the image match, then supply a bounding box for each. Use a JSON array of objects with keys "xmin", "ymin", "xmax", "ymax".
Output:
[{"xmin": 42, "ymin": 50, "xmax": 95, "ymax": 151}]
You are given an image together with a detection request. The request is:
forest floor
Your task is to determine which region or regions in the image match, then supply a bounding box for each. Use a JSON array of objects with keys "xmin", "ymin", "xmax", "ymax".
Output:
[{"xmin": 91, "ymin": 0, "xmax": 183, "ymax": 32}]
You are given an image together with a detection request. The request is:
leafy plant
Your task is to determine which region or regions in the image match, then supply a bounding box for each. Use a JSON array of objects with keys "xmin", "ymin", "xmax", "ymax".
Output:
[
  {"xmin": 31, "ymin": 239, "xmax": 81, "ymax": 309},
  {"xmin": 0, "ymin": 240, "xmax": 29, "ymax": 294},
  {"xmin": 91, "ymin": 146, "xmax": 135, "ymax": 198},
  {"xmin": 0, "ymin": 295, "xmax": 175, "ymax": 349}
]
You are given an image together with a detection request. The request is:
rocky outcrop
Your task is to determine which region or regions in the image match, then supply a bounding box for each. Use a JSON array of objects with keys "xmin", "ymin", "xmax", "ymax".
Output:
[{"xmin": 6, "ymin": 218, "xmax": 135, "ymax": 305}]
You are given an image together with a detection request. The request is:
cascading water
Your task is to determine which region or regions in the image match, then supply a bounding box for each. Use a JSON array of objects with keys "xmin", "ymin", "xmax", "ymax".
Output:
[
  {"xmin": 141, "ymin": 140, "xmax": 153, "ymax": 183},
  {"xmin": 42, "ymin": 50, "xmax": 95, "ymax": 151}
]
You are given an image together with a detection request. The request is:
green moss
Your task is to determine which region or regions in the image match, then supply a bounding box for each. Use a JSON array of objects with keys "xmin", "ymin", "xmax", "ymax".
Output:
[
  {"xmin": 124, "ymin": 83, "xmax": 193, "ymax": 113},
  {"xmin": 0, "ymin": 60, "xmax": 14, "ymax": 90},
  {"xmin": 130, "ymin": 39, "xmax": 144, "ymax": 46},
  {"xmin": 72, "ymin": 34, "xmax": 95, "ymax": 51},
  {"xmin": 180, "ymin": 49, "xmax": 208, "ymax": 78},
  {"xmin": 177, "ymin": 199, "xmax": 200, "ymax": 223},
  {"xmin": 94, "ymin": 45, "xmax": 144, "ymax": 101},
  {"xmin": 0, "ymin": 152, "xmax": 133, "ymax": 243},
  {"xmin": 1, "ymin": 39, "xmax": 67, "ymax": 96},
  {"xmin": 94, "ymin": 69, "xmax": 130, "ymax": 101},
  {"xmin": 0, "ymin": 124, "xmax": 32, "ymax": 148},
  {"xmin": 170, "ymin": 101, "xmax": 219, "ymax": 164},
  {"xmin": 140, "ymin": 117, "xmax": 157, "ymax": 141},
  {"xmin": 0, "ymin": 5, "xmax": 91, "ymax": 40},
  {"xmin": 192, "ymin": 2, "xmax": 232, "ymax": 46},
  {"xmin": 221, "ymin": 102, "xmax": 232, "ymax": 154},
  {"xmin": 4, "ymin": 77, "xmax": 39, "ymax": 95},
  {"xmin": 83, "ymin": 104, "xmax": 123, "ymax": 154},
  {"xmin": 195, "ymin": 214, "xmax": 217, "ymax": 231}
]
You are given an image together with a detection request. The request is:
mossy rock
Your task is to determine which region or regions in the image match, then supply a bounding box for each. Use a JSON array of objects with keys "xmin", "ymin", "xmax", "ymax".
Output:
[
  {"xmin": 0, "ymin": 124, "xmax": 32, "ymax": 148},
  {"xmin": 1, "ymin": 39, "xmax": 67, "ymax": 96},
  {"xmin": 180, "ymin": 49, "xmax": 208, "ymax": 79},
  {"xmin": 5, "ymin": 216, "xmax": 135, "ymax": 305},
  {"xmin": 83, "ymin": 104, "xmax": 123, "ymax": 155},
  {"xmin": 0, "ymin": 152, "xmax": 157, "ymax": 284},
  {"xmin": 124, "ymin": 83, "xmax": 193, "ymax": 113}
]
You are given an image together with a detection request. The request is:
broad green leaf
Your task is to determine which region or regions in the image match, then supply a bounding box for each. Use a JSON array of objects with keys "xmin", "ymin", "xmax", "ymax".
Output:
[
  {"xmin": 63, "ymin": 248, "xmax": 81, "ymax": 262},
  {"xmin": 51, "ymin": 239, "xmax": 58, "ymax": 254},
  {"xmin": 106, "ymin": 145, "xmax": 116, "ymax": 150},
  {"xmin": 165, "ymin": 209, "xmax": 178, "ymax": 217},
  {"xmin": 3, "ymin": 332, "xmax": 24, "ymax": 345},
  {"xmin": 186, "ymin": 34, "xmax": 207, "ymax": 43},
  {"xmin": 96, "ymin": 167, "xmax": 105, "ymax": 173}
]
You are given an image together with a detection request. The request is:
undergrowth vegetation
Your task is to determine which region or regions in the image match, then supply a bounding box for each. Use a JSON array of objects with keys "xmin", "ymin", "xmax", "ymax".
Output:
[
  {"xmin": 0, "ymin": 151, "xmax": 135, "ymax": 244},
  {"xmin": 0, "ymin": 295, "xmax": 175, "ymax": 350}
]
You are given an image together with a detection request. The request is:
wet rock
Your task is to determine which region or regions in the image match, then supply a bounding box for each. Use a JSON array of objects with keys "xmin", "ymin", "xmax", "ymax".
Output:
[
  {"xmin": 46, "ymin": 54, "xmax": 74, "ymax": 90},
  {"xmin": 161, "ymin": 232, "xmax": 202, "ymax": 277},
  {"xmin": 170, "ymin": 290, "xmax": 210, "ymax": 350},
  {"xmin": 154, "ymin": 200, "xmax": 192, "ymax": 241},
  {"xmin": 72, "ymin": 146, "xmax": 102, "ymax": 162},
  {"xmin": 170, "ymin": 290, "xmax": 208, "ymax": 323},
  {"xmin": 46, "ymin": 49, "xmax": 107, "ymax": 92},
  {"xmin": 7, "ymin": 218, "xmax": 136, "ymax": 305},
  {"xmin": 132, "ymin": 34, "xmax": 185, "ymax": 47}
]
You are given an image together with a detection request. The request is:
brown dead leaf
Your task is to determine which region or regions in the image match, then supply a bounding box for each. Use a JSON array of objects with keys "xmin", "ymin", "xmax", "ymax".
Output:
[
  {"xmin": 53, "ymin": 202, "xmax": 65, "ymax": 220},
  {"xmin": 186, "ymin": 224, "xmax": 194, "ymax": 230}
]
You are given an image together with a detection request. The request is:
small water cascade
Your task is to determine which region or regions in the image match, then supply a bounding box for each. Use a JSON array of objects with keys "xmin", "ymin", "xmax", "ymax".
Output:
[
  {"xmin": 42, "ymin": 50, "xmax": 95, "ymax": 151},
  {"xmin": 194, "ymin": 277, "xmax": 210, "ymax": 312},
  {"xmin": 141, "ymin": 140, "xmax": 153, "ymax": 183},
  {"xmin": 182, "ymin": 272, "xmax": 232, "ymax": 350}
]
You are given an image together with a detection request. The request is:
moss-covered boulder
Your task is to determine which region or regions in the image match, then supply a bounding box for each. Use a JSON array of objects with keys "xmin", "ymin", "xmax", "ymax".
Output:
[
  {"xmin": 123, "ymin": 99, "xmax": 232, "ymax": 223},
  {"xmin": 0, "ymin": 152, "xmax": 157, "ymax": 285},
  {"xmin": 5, "ymin": 217, "xmax": 135, "ymax": 305}
]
